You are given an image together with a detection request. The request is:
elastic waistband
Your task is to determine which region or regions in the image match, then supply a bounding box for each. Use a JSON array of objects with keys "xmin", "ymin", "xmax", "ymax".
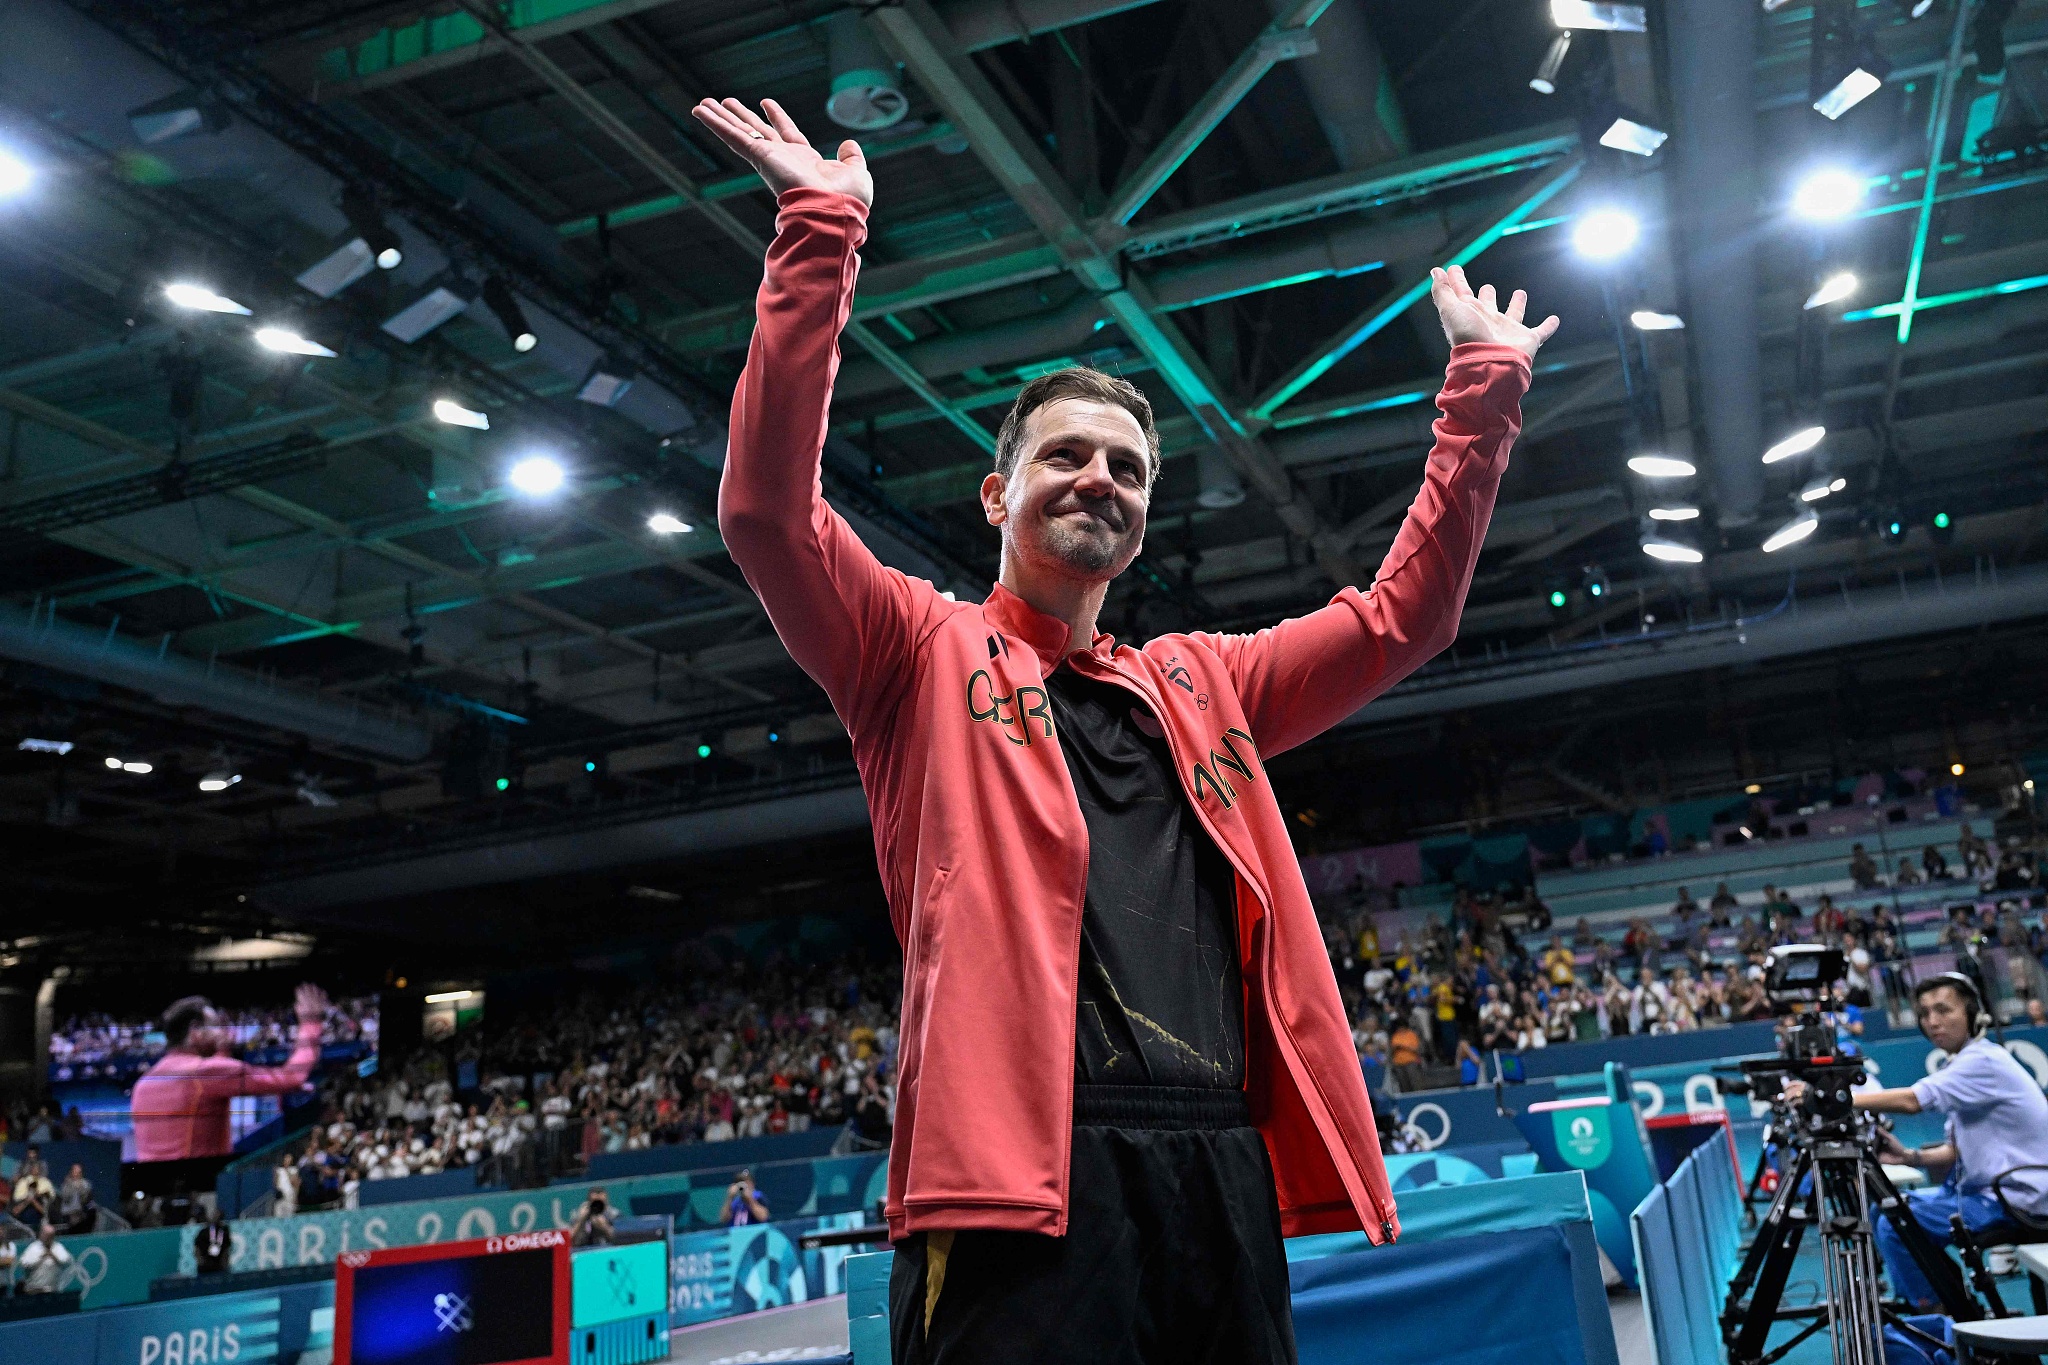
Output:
[{"xmin": 1072, "ymin": 1084, "xmax": 1252, "ymax": 1131}]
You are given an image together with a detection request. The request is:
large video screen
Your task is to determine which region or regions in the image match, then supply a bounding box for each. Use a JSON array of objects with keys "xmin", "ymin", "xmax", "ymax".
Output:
[
  {"xmin": 348, "ymin": 1248, "xmax": 558, "ymax": 1365},
  {"xmin": 47, "ymin": 992, "xmax": 379, "ymax": 1161}
]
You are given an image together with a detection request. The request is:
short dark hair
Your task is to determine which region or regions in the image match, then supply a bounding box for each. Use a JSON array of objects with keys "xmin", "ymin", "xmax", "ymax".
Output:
[
  {"xmin": 992, "ymin": 366, "xmax": 1161, "ymax": 491},
  {"xmin": 163, "ymin": 996, "xmax": 213, "ymax": 1047}
]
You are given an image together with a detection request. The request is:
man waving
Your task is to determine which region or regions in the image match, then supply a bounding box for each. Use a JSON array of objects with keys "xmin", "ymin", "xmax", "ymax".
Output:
[{"xmin": 694, "ymin": 94, "xmax": 1559, "ymax": 1365}]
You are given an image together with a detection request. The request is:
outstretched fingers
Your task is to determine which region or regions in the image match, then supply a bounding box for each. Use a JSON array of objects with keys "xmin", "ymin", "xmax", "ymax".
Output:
[
  {"xmin": 760, "ymin": 98, "xmax": 810, "ymax": 147},
  {"xmin": 693, "ymin": 100, "xmax": 765, "ymax": 160},
  {"xmin": 1446, "ymin": 263, "xmax": 1477, "ymax": 301},
  {"xmin": 1477, "ymin": 282, "xmax": 1498, "ymax": 314},
  {"xmin": 1532, "ymin": 314, "xmax": 1562, "ymax": 344},
  {"xmin": 721, "ymin": 98, "xmax": 779, "ymax": 141},
  {"xmin": 1506, "ymin": 289, "xmax": 1529, "ymax": 325}
]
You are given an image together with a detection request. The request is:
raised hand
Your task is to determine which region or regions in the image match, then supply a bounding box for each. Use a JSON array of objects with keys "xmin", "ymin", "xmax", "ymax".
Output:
[
  {"xmin": 295, "ymin": 983, "xmax": 330, "ymax": 1025},
  {"xmin": 1430, "ymin": 264, "xmax": 1560, "ymax": 360},
  {"xmin": 691, "ymin": 97, "xmax": 874, "ymax": 209}
]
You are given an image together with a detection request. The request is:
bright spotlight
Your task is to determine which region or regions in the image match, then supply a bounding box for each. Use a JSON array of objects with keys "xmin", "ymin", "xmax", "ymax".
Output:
[
  {"xmin": 1800, "ymin": 479, "xmax": 1836, "ymax": 503},
  {"xmin": 18, "ymin": 738, "xmax": 73, "ymax": 754},
  {"xmin": 1761, "ymin": 425, "xmax": 1826, "ymax": 464},
  {"xmin": 1761, "ymin": 510, "xmax": 1819, "ymax": 553},
  {"xmin": 1551, "ymin": 0, "xmax": 1647, "ymax": 31},
  {"xmin": 1571, "ymin": 208, "xmax": 1640, "ymax": 261},
  {"xmin": 508, "ymin": 454, "xmax": 566, "ymax": 497},
  {"xmin": 163, "ymin": 283, "xmax": 251, "ymax": 315},
  {"xmin": 1950, "ymin": 762, "xmax": 1965, "ymax": 777},
  {"xmin": 432, "ymin": 399, "xmax": 490, "ymax": 430},
  {"xmin": 1530, "ymin": 31, "xmax": 1572, "ymax": 94},
  {"xmin": 1793, "ymin": 168, "xmax": 1866, "ymax": 221},
  {"xmin": 121, "ymin": 760, "xmax": 154, "ymax": 774},
  {"xmin": 1627, "ymin": 454, "xmax": 1696, "ymax": 477},
  {"xmin": 255, "ymin": 327, "xmax": 337, "ymax": 358},
  {"xmin": 646, "ymin": 512, "xmax": 693, "ymax": 535},
  {"xmin": 1814, "ymin": 65, "xmax": 1885, "ymax": 121},
  {"xmin": 104, "ymin": 756, "xmax": 123, "ymax": 769},
  {"xmin": 1599, "ymin": 118, "xmax": 1668, "ymax": 157},
  {"xmin": 1647, "ymin": 506, "xmax": 1700, "ymax": 520},
  {"xmin": 1804, "ymin": 271, "xmax": 1859, "ymax": 309},
  {"xmin": 0, "ymin": 149, "xmax": 32, "ymax": 198},
  {"xmin": 1642, "ymin": 538, "xmax": 1705, "ymax": 564},
  {"xmin": 198, "ymin": 771, "xmax": 242, "ymax": 792},
  {"xmin": 1631, "ymin": 309, "xmax": 1685, "ymax": 331},
  {"xmin": 1829, "ymin": 477, "xmax": 1847, "ymax": 492}
]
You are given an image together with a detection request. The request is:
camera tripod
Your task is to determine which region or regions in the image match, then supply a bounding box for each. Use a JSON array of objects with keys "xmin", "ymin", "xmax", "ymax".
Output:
[{"xmin": 1724, "ymin": 1125, "xmax": 1982, "ymax": 1365}]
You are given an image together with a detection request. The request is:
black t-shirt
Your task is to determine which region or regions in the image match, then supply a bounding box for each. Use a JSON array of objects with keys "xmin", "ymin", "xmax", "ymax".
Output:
[{"xmin": 1045, "ymin": 666, "xmax": 1245, "ymax": 1090}]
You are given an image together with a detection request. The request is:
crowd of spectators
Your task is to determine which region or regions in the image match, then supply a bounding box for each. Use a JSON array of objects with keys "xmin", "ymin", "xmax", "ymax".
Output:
[
  {"xmin": 1320, "ymin": 822, "xmax": 2048, "ymax": 1093},
  {"xmin": 267, "ymin": 956, "xmax": 901, "ymax": 1212}
]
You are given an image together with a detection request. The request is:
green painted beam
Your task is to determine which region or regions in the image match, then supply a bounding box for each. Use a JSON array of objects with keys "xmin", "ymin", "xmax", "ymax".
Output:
[
  {"xmin": 1102, "ymin": 0, "xmax": 1331, "ymax": 225},
  {"xmin": 1247, "ymin": 158, "xmax": 1581, "ymax": 421},
  {"xmin": 1839, "ymin": 272, "xmax": 2048, "ymax": 322},
  {"xmin": 1895, "ymin": 0, "xmax": 1974, "ymax": 346}
]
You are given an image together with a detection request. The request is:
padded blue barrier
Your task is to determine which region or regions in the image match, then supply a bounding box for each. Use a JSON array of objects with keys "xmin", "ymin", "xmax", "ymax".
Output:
[
  {"xmin": 842, "ymin": 1171, "xmax": 1619, "ymax": 1365},
  {"xmin": 1511, "ymin": 1096, "xmax": 1660, "ymax": 1290},
  {"xmin": 1632, "ymin": 1145, "xmax": 1745, "ymax": 1365}
]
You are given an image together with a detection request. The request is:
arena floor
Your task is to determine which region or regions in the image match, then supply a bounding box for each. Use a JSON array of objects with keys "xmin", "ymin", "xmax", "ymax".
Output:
[{"xmin": 669, "ymin": 1296, "xmax": 851, "ymax": 1364}]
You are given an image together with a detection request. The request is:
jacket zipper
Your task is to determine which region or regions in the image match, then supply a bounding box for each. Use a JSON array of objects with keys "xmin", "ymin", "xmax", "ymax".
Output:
[{"xmin": 1072, "ymin": 647, "xmax": 1401, "ymax": 1236}]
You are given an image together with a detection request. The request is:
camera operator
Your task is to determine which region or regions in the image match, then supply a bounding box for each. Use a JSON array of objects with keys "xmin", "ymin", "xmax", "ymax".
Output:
[
  {"xmin": 1785, "ymin": 973, "xmax": 2048, "ymax": 1310},
  {"xmin": 721, "ymin": 1170, "xmax": 769, "ymax": 1227},
  {"xmin": 570, "ymin": 1187, "xmax": 616, "ymax": 1247}
]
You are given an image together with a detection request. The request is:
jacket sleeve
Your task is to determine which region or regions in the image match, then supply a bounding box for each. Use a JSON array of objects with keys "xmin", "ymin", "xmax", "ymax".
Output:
[
  {"xmin": 198, "ymin": 1020, "xmax": 322, "ymax": 1097},
  {"xmin": 1191, "ymin": 342, "xmax": 1529, "ymax": 756},
  {"xmin": 718, "ymin": 187, "xmax": 948, "ymax": 731}
]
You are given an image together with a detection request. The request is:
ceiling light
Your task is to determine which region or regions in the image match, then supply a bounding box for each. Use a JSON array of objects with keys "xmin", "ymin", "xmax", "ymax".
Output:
[
  {"xmin": 1950, "ymin": 762, "xmax": 1965, "ymax": 777},
  {"xmin": 508, "ymin": 454, "xmax": 566, "ymax": 497},
  {"xmin": 340, "ymin": 185, "xmax": 403, "ymax": 270},
  {"xmin": 255, "ymin": 327, "xmax": 337, "ymax": 358},
  {"xmin": 432, "ymin": 399, "xmax": 490, "ymax": 430},
  {"xmin": 1571, "ymin": 208, "xmax": 1640, "ymax": 261},
  {"xmin": 1631, "ymin": 309, "xmax": 1684, "ymax": 331},
  {"xmin": 1761, "ymin": 510, "xmax": 1819, "ymax": 552},
  {"xmin": 482, "ymin": 277, "xmax": 538, "ymax": 353},
  {"xmin": 198, "ymin": 771, "xmax": 242, "ymax": 792},
  {"xmin": 1829, "ymin": 477, "xmax": 1847, "ymax": 492},
  {"xmin": 1627, "ymin": 454, "xmax": 1696, "ymax": 477},
  {"xmin": 1897, "ymin": 0, "xmax": 1933, "ymax": 16},
  {"xmin": 577, "ymin": 353, "xmax": 636, "ymax": 407},
  {"xmin": 383, "ymin": 278, "xmax": 479, "ymax": 343},
  {"xmin": 1761, "ymin": 425, "xmax": 1825, "ymax": 463},
  {"xmin": 424, "ymin": 990, "xmax": 474, "ymax": 1003},
  {"xmin": 18, "ymin": 738, "xmax": 74, "ymax": 754},
  {"xmin": 1800, "ymin": 479, "xmax": 1836, "ymax": 502},
  {"xmin": 1804, "ymin": 271, "xmax": 1859, "ymax": 309},
  {"xmin": 296, "ymin": 775, "xmax": 337, "ymax": 807},
  {"xmin": 1599, "ymin": 117, "xmax": 1668, "ymax": 157},
  {"xmin": 1551, "ymin": 0, "xmax": 1647, "ymax": 31},
  {"xmin": 1813, "ymin": 55, "xmax": 1888, "ymax": 121},
  {"xmin": 104, "ymin": 756, "xmax": 122, "ymax": 769},
  {"xmin": 646, "ymin": 512, "xmax": 692, "ymax": 535},
  {"xmin": 1641, "ymin": 538, "xmax": 1705, "ymax": 564},
  {"xmin": 0, "ymin": 149, "xmax": 33, "ymax": 198},
  {"xmin": 127, "ymin": 88, "xmax": 230, "ymax": 145},
  {"xmin": 1793, "ymin": 168, "xmax": 1867, "ymax": 221},
  {"xmin": 121, "ymin": 760, "xmax": 154, "ymax": 775},
  {"xmin": 163, "ymin": 283, "xmax": 251, "ymax": 315},
  {"xmin": 1647, "ymin": 506, "xmax": 1700, "ymax": 520},
  {"xmin": 296, "ymin": 238, "xmax": 378, "ymax": 300},
  {"xmin": 1530, "ymin": 31, "xmax": 1572, "ymax": 94}
]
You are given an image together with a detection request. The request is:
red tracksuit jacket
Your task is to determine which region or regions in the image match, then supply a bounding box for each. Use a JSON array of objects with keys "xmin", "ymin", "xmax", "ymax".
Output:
[{"xmin": 721, "ymin": 187, "xmax": 1531, "ymax": 1244}]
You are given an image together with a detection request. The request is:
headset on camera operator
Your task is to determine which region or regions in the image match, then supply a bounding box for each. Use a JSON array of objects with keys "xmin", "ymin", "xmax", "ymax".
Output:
[{"xmin": 1785, "ymin": 972, "xmax": 2048, "ymax": 1311}]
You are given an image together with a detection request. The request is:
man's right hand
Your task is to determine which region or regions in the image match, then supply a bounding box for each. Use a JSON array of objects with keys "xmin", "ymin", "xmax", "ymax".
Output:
[
  {"xmin": 691, "ymin": 98, "xmax": 873, "ymax": 209},
  {"xmin": 295, "ymin": 983, "xmax": 330, "ymax": 1026}
]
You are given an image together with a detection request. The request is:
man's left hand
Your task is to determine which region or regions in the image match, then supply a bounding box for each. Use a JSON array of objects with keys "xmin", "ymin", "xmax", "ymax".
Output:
[{"xmin": 1430, "ymin": 264, "xmax": 1560, "ymax": 360}]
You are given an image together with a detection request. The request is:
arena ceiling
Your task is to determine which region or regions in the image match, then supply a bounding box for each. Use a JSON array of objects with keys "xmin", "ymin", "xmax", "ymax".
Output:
[{"xmin": 0, "ymin": 0, "xmax": 2046, "ymax": 921}]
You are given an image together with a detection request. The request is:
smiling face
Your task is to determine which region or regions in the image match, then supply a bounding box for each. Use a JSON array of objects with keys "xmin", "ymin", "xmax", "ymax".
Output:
[{"xmin": 983, "ymin": 397, "xmax": 1151, "ymax": 585}]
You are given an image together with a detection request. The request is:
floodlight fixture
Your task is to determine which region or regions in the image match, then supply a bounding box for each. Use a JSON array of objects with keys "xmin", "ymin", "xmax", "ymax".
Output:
[
  {"xmin": 1793, "ymin": 167, "xmax": 1867, "ymax": 220},
  {"xmin": 1631, "ymin": 309, "xmax": 1685, "ymax": 330},
  {"xmin": 1800, "ymin": 478, "xmax": 1836, "ymax": 502},
  {"xmin": 508, "ymin": 454, "xmax": 566, "ymax": 497},
  {"xmin": 340, "ymin": 185, "xmax": 403, "ymax": 270},
  {"xmin": 198, "ymin": 771, "xmax": 242, "ymax": 792},
  {"xmin": 1813, "ymin": 38, "xmax": 1890, "ymax": 120},
  {"xmin": 296, "ymin": 238, "xmax": 377, "ymax": 299},
  {"xmin": 382, "ymin": 277, "xmax": 478, "ymax": 343},
  {"xmin": 432, "ymin": 399, "xmax": 490, "ymax": 430},
  {"xmin": 1530, "ymin": 31, "xmax": 1572, "ymax": 94},
  {"xmin": 1627, "ymin": 454, "xmax": 1696, "ymax": 477},
  {"xmin": 482, "ymin": 277, "xmax": 538, "ymax": 352},
  {"xmin": 18, "ymin": 738, "xmax": 73, "ymax": 754},
  {"xmin": 127, "ymin": 88, "xmax": 230, "ymax": 145},
  {"xmin": 577, "ymin": 352, "xmax": 636, "ymax": 407},
  {"xmin": 1642, "ymin": 538, "xmax": 1705, "ymax": 563},
  {"xmin": 1647, "ymin": 506, "xmax": 1700, "ymax": 520},
  {"xmin": 121, "ymin": 760, "xmax": 154, "ymax": 774},
  {"xmin": 1571, "ymin": 208, "xmax": 1640, "ymax": 260},
  {"xmin": 646, "ymin": 512, "xmax": 693, "ymax": 535},
  {"xmin": 1600, "ymin": 117, "xmax": 1668, "ymax": 157},
  {"xmin": 255, "ymin": 327, "xmax": 337, "ymax": 358},
  {"xmin": 1761, "ymin": 509, "xmax": 1820, "ymax": 552},
  {"xmin": 1761, "ymin": 425, "xmax": 1826, "ymax": 463},
  {"xmin": 1551, "ymin": 0, "xmax": 1647, "ymax": 31},
  {"xmin": 1805, "ymin": 271, "xmax": 1859, "ymax": 309},
  {"xmin": 1897, "ymin": 0, "xmax": 1934, "ymax": 16},
  {"xmin": 163, "ymin": 282, "xmax": 251, "ymax": 315}
]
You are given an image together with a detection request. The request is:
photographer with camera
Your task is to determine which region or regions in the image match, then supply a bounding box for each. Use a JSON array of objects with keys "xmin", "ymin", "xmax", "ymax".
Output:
[
  {"xmin": 570, "ymin": 1186, "xmax": 616, "ymax": 1248},
  {"xmin": 721, "ymin": 1170, "xmax": 770, "ymax": 1227},
  {"xmin": 1786, "ymin": 973, "xmax": 2048, "ymax": 1310}
]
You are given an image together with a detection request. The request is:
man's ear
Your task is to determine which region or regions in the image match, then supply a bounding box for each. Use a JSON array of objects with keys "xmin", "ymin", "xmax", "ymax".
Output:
[{"xmin": 980, "ymin": 470, "xmax": 1008, "ymax": 528}]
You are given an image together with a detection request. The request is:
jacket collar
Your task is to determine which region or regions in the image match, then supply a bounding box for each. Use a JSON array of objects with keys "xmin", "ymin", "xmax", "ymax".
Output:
[{"xmin": 984, "ymin": 582, "xmax": 1115, "ymax": 672}]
